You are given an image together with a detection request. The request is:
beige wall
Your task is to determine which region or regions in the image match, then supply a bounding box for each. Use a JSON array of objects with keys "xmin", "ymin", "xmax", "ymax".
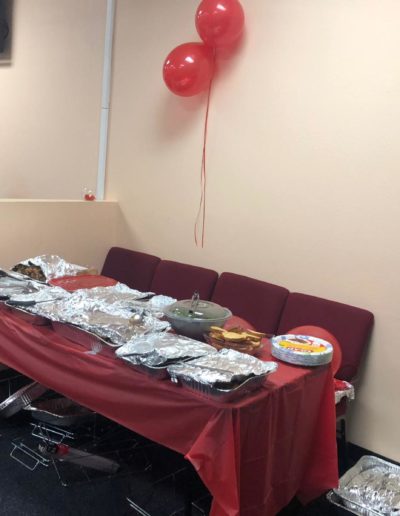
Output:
[
  {"xmin": 0, "ymin": 200, "xmax": 120, "ymax": 271},
  {"xmin": 0, "ymin": 0, "xmax": 107, "ymax": 199},
  {"xmin": 107, "ymin": 0, "xmax": 400, "ymax": 460}
]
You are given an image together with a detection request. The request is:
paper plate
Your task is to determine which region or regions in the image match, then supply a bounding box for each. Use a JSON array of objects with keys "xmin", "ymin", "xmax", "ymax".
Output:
[{"xmin": 271, "ymin": 334, "xmax": 333, "ymax": 366}]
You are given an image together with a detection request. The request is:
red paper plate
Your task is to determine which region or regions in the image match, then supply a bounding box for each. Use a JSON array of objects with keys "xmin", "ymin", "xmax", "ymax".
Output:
[{"xmin": 49, "ymin": 275, "xmax": 117, "ymax": 292}]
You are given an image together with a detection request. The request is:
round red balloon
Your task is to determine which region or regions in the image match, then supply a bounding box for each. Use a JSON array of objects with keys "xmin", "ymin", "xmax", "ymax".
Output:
[
  {"xmin": 195, "ymin": 0, "xmax": 245, "ymax": 48},
  {"xmin": 163, "ymin": 42, "xmax": 214, "ymax": 97}
]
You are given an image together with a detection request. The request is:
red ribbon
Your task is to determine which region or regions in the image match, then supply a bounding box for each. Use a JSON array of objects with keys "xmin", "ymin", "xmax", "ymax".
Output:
[{"xmin": 194, "ymin": 53, "xmax": 215, "ymax": 248}]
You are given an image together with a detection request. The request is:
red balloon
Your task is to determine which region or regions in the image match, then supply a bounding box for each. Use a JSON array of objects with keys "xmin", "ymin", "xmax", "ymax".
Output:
[
  {"xmin": 196, "ymin": 0, "xmax": 245, "ymax": 48},
  {"xmin": 163, "ymin": 42, "xmax": 214, "ymax": 97},
  {"xmin": 288, "ymin": 325, "xmax": 342, "ymax": 376}
]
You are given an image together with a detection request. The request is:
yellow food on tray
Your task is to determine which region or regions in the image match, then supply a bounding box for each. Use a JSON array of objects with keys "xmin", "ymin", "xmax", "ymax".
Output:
[{"xmin": 206, "ymin": 326, "xmax": 266, "ymax": 355}]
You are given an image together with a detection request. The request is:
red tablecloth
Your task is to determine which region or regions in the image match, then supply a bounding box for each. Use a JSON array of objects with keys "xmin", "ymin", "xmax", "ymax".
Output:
[{"xmin": 0, "ymin": 312, "xmax": 338, "ymax": 515}]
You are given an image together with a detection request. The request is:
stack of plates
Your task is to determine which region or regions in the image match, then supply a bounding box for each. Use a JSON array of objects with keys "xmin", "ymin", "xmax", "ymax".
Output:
[{"xmin": 271, "ymin": 334, "xmax": 333, "ymax": 367}]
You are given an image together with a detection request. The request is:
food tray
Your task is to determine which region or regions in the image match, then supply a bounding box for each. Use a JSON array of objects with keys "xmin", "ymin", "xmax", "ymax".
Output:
[
  {"xmin": 172, "ymin": 374, "xmax": 266, "ymax": 403},
  {"xmin": 5, "ymin": 303, "xmax": 51, "ymax": 326},
  {"xmin": 0, "ymin": 301, "xmax": 10, "ymax": 313},
  {"xmin": 119, "ymin": 358, "xmax": 170, "ymax": 380},
  {"xmin": 49, "ymin": 275, "xmax": 117, "ymax": 292},
  {"xmin": 0, "ymin": 382, "xmax": 48, "ymax": 418},
  {"xmin": 328, "ymin": 455, "xmax": 400, "ymax": 515},
  {"xmin": 25, "ymin": 397, "xmax": 95, "ymax": 428},
  {"xmin": 52, "ymin": 321, "xmax": 122, "ymax": 357}
]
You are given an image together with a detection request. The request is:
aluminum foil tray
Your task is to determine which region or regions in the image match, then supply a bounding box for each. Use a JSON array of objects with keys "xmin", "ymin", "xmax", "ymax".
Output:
[
  {"xmin": 174, "ymin": 374, "xmax": 267, "ymax": 403},
  {"xmin": 328, "ymin": 455, "xmax": 400, "ymax": 515},
  {"xmin": 25, "ymin": 398, "xmax": 95, "ymax": 428},
  {"xmin": 5, "ymin": 303, "xmax": 51, "ymax": 326},
  {"xmin": 13, "ymin": 255, "xmax": 87, "ymax": 281},
  {"xmin": 119, "ymin": 358, "xmax": 171, "ymax": 380},
  {"xmin": 0, "ymin": 382, "xmax": 48, "ymax": 418},
  {"xmin": 52, "ymin": 321, "xmax": 122, "ymax": 357},
  {"xmin": 0, "ymin": 301, "xmax": 10, "ymax": 313}
]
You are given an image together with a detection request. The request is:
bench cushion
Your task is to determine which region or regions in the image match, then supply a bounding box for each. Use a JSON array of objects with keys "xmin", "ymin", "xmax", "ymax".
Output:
[{"xmin": 101, "ymin": 247, "xmax": 160, "ymax": 292}]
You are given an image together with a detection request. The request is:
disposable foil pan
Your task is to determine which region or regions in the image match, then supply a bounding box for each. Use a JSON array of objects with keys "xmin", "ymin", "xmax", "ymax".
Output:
[
  {"xmin": 328, "ymin": 455, "xmax": 400, "ymax": 515},
  {"xmin": 52, "ymin": 321, "xmax": 122, "ymax": 357},
  {"xmin": 5, "ymin": 303, "xmax": 51, "ymax": 326},
  {"xmin": 0, "ymin": 382, "xmax": 48, "ymax": 418},
  {"xmin": 172, "ymin": 374, "xmax": 267, "ymax": 403},
  {"xmin": 25, "ymin": 398, "xmax": 95, "ymax": 428},
  {"xmin": 118, "ymin": 358, "xmax": 171, "ymax": 380}
]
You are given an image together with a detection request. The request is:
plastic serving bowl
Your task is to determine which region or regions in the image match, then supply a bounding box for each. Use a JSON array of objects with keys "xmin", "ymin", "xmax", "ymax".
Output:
[{"xmin": 163, "ymin": 299, "xmax": 232, "ymax": 340}]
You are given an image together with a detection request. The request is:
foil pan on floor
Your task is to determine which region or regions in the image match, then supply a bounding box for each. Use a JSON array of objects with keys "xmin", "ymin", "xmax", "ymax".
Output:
[
  {"xmin": 25, "ymin": 398, "xmax": 95, "ymax": 428},
  {"xmin": 0, "ymin": 382, "xmax": 48, "ymax": 418},
  {"xmin": 52, "ymin": 321, "xmax": 121, "ymax": 357},
  {"xmin": 328, "ymin": 455, "xmax": 400, "ymax": 515}
]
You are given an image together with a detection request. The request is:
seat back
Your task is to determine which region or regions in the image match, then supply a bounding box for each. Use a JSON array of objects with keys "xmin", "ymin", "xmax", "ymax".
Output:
[
  {"xmin": 150, "ymin": 260, "xmax": 218, "ymax": 300},
  {"xmin": 101, "ymin": 247, "xmax": 160, "ymax": 292},
  {"xmin": 211, "ymin": 272, "xmax": 289, "ymax": 334},
  {"xmin": 277, "ymin": 293, "xmax": 374, "ymax": 381}
]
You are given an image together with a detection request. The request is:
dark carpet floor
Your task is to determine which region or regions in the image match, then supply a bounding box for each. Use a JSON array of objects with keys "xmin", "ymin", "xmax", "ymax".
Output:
[{"xmin": 0, "ymin": 370, "xmax": 359, "ymax": 516}]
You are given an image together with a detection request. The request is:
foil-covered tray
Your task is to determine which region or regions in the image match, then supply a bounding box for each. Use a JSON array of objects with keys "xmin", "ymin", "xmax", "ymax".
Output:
[
  {"xmin": 51, "ymin": 321, "xmax": 121, "ymax": 357},
  {"xmin": 6, "ymin": 286, "xmax": 70, "ymax": 306},
  {"xmin": 12, "ymin": 255, "xmax": 87, "ymax": 282},
  {"xmin": 25, "ymin": 398, "xmax": 95, "ymax": 428},
  {"xmin": 29, "ymin": 285, "xmax": 170, "ymax": 345},
  {"xmin": 329, "ymin": 455, "xmax": 400, "ymax": 515},
  {"xmin": 5, "ymin": 303, "xmax": 51, "ymax": 326},
  {"xmin": 175, "ymin": 374, "xmax": 268, "ymax": 403},
  {"xmin": 116, "ymin": 333, "xmax": 216, "ymax": 379},
  {"xmin": 0, "ymin": 382, "xmax": 48, "ymax": 418},
  {"xmin": 0, "ymin": 275, "xmax": 41, "ymax": 300},
  {"xmin": 119, "ymin": 361, "xmax": 173, "ymax": 380},
  {"xmin": 168, "ymin": 349, "xmax": 278, "ymax": 402}
]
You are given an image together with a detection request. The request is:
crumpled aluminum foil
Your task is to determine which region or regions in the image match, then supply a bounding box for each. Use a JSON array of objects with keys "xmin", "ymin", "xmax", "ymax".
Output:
[
  {"xmin": 335, "ymin": 381, "xmax": 355, "ymax": 404},
  {"xmin": 17, "ymin": 255, "xmax": 87, "ymax": 280},
  {"xmin": 0, "ymin": 276, "xmax": 43, "ymax": 299},
  {"xmin": 116, "ymin": 333, "xmax": 216, "ymax": 366},
  {"xmin": 333, "ymin": 456, "xmax": 400, "ymax": 515},
  {"xmin": 62, "ymin": 284, "xmax": 155, "ymax": 309},
  {"xmin": 8, "ymin": 286, "xmax": 70, "ymax": 305},
  {"xmin": 168, "ymin": 348, "xmax": 278, "ymax": 387},
  {"xmin": 28, "ymin": 287, "xmax": 170, "ymax": 344},
  {"xmin": 147, "ymin": 295, "xmax": 176, "ymax": 309}
]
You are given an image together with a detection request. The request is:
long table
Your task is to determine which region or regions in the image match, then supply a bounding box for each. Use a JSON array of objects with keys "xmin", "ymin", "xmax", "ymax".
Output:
[{"xmin": 0, "ymin": 311, "xmax": 338, "ymax": 515}]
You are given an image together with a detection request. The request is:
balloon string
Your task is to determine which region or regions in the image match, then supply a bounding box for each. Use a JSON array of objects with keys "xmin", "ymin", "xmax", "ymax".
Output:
[{"xmin": 194, "ymin": 61, "xmax": 214, "ymax": 248}]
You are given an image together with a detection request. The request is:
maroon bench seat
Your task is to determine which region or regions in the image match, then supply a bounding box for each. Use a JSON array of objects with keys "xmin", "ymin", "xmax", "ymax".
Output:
[
  {"xmin": 101, "ymin": 247, "xmax": 160, "ymax": 292},
  {"xmin": 277, "ymin": 292, "xmax": 374, "ymax": 382},
  {"xmin": 211, "ymin": 272, "xmax": 289, "ymax": 335},
  {"xmin": 150, "ymin": 260, "xmax": 218, "ymax": 300}
]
